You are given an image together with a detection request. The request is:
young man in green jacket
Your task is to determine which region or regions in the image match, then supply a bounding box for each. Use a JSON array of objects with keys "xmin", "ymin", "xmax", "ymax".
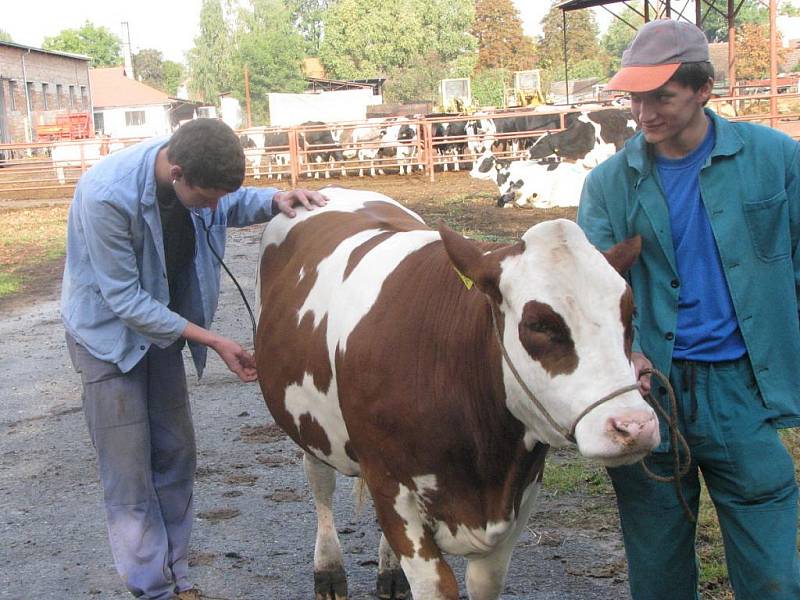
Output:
[{"xmin": 577, "ymin": 19, "xmax": 800, "ymax": 599}]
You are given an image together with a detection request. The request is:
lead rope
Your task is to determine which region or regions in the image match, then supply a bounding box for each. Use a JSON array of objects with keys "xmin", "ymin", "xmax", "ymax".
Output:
[{"xmin": 638, "ymin": 367, "xmax": 696, "ymax": 522}]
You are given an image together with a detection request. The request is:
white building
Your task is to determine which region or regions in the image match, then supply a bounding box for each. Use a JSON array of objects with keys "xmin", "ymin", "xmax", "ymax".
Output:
[{"xmin": 89, "ymin": 66, "xmax": 172, "ymax": 138}]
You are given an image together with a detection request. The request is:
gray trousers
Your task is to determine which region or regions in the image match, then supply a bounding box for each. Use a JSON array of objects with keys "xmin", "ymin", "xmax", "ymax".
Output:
[{"xmin": 67, "ymin": 333, "xmax": 196, "ymax": 600}]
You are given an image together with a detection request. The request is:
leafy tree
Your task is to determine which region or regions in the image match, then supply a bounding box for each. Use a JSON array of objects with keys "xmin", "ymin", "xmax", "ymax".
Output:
[
  {"xmin": 42, "ymin": 21, "xmax": 121, "ymax": 67},
  {"xmin": 231, "ymin": 0, "xmax": 307, "ymax": 124},
  {"xmin": 781, "ymin": 1, "xmax": 800, "ymax": 17},
  {"xmin": 134, "ymin": 48, "xmax": 166, "ymax": 90},
  {"xmin": 537, "ymin": 2, "xmax": 607, "ymax": 81},
  {"xmin": 472, "ymin": 0, "xmax": 536, "ymax": 71},
  {"xmin": 601, "ymin": 2, "xmax": 644, "ymax": 76},
  {"xmin": 736, "ymin": 22, "xmax": 786, "ymax": 80},
  {"xmin": 383, "ymin": 51, "xmax": 453, "ymax": 104},
  {"xmin": 702, "ymin": 0, "xmax": 767, "ymax": 42},
  {"xmin": 0, "ymin": 28, "xmax": 12, "ymax": 42},
  {"xmin": 162, "ymin": 61, "xmax": 184, "ymax": 97},
  {"xmin": 187, "ymin": 0, "xmax": 235, "ymax": 104},
  {"xmin": 319, "ymin": 0, "xmax": 476, "ymax": 80},
  {"xmin": 471, "ymin": 67, "xmax": 510, "ymax": 107},
  {"xmin": 286, "ymin": 0, "xmax": 333, "ymax": 55}
]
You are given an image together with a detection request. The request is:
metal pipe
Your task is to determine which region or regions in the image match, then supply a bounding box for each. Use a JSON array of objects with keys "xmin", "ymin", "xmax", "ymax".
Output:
[
  {"xmin": 770, "ymin": 0, "xmax": 777, "ymax": 128},
  {"xmin": 563, "ymin": 10, "xmax": 570, "ymax": 105},
  {"xmin": 728, "ymin": 0, "xmax": 736, "ymax": 96},
  {"xmin": 20, "ymin": 49, "xmax": 33, "ymax": 143}
]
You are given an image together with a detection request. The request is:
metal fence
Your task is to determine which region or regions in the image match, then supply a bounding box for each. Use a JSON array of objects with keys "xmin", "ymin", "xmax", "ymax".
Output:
[{"xmin": 1, "ymin": 93, "xmax": 798, "ymax": 202}]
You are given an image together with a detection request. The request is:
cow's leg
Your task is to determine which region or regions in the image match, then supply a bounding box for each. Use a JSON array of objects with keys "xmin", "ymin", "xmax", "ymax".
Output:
[
  {"xmin": 465, "ymin": 482, "xmax": 541, "ymax": 600},
  {"xmin": 377, "ymin": 533, "xmax": 410, "ymax": 599},
  {"xmin": 304, "ymin": 452, "xmax": 348, "ymax": 600},
  {"xmin": 371, "ymin": 485, "xmax": 458, "ymax": 600}
]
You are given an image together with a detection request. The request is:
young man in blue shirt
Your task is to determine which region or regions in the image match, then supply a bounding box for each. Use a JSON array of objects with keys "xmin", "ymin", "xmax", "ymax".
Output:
[
  {"xmin": 578, "ymin": 19, "xmax": 800, "ymax": 599},
  {"xmin": 62, "ymin": 118, "xmax": 326, "ymax": 600}
]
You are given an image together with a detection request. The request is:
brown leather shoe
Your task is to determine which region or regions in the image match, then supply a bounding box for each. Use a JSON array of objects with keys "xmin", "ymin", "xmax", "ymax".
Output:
[{"xmin": 176, "ymin": 588, "xmax": 201, "ymax": 600}]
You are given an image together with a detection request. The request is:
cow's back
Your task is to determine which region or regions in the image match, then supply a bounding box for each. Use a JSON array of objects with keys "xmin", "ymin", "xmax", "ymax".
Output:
[{"xmin": 255, "ymin": 189, "xmax": 438, "ymax": 475}]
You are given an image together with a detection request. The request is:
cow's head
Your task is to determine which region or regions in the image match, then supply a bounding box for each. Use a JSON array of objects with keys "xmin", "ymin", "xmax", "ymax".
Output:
[{"xmin": 440, "ymin": 220, "xmax": 659, "ymax": 466}]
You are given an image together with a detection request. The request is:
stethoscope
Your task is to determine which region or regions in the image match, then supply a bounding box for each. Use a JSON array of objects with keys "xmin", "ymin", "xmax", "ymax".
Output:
[{"xmin": 192, "ymin": 207, "xmax": 258, "ymax": 345}]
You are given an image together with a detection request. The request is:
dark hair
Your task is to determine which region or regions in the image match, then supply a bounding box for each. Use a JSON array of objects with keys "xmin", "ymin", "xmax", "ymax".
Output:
[
  {"xmin": 670, "ymin": 61, "xmax": 715, "ymax": 92},
  {"xmin": 166, "ymin": 118, "xmax": 245, "ymax": 191}
]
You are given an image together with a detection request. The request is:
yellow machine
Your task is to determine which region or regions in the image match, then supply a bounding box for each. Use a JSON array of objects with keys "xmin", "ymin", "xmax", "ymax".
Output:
[
  {"xmin": 505, "ymin": 70, "xmax": 544, "ymax": 108},
  {"xmin": 439, "ymin": 78, "xmax": 472, "ymax": 113}
]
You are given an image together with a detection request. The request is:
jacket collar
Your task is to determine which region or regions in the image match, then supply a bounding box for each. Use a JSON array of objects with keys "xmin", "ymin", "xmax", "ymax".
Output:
[
  {"xmin": 141, "ymin": 137, "xmax": 171, "ymax": 208},
  {"xmin": 624, "ymin": 108, "xmax": 743, "ymax": 176}
]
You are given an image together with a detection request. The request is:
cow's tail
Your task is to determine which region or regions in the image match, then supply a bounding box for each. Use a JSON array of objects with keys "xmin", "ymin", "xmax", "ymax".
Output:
[{"xmin": 353, "ymin": 477, "xmax": 369, "ymax": 515}]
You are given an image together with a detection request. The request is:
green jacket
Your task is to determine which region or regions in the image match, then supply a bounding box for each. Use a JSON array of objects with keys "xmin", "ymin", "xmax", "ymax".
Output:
[{"xmin": 577, "ymin": 109, "xmax": 800, "ymax": 428}]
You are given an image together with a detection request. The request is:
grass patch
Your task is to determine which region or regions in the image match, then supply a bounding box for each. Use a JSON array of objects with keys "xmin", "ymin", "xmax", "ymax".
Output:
[
  {"xmin": 543, "ymin": 450, "xmax": 613, "ymax": 496},
  {"xmin": 0, "ymin": 271, "xmax": 21, "ymax": 295},
  {"xmin": 0, "ymin": 204, "xmax": 68, "ymax": 298}
]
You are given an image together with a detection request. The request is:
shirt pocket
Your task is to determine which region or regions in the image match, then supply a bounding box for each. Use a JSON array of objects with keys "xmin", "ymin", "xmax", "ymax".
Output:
[{"xmin": 742, "ymin": 190, "xmax": 790, "ymax": 262}]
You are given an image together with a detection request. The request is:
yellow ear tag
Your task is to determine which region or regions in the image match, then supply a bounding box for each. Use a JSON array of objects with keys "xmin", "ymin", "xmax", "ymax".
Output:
[{"xmin": 453, "ymin": 267, "xmax": 474, "ymax": 290}]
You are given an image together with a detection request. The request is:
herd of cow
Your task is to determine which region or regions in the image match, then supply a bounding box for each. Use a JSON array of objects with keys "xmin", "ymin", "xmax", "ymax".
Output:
[{"xmin": 238, "ymin": 105, "xmax": 638, "ymax": 209}]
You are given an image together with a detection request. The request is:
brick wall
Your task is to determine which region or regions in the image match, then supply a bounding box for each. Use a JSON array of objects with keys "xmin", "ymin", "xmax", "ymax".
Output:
[{"xmin": 0, "ymin": 43, "xmax": 90, "ymax": 143}]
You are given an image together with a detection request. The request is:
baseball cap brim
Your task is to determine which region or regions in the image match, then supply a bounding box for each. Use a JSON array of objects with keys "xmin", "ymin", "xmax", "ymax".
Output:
[{"xmin": 606, "ymin": 63, "xmax": 681, "ymax": 92}]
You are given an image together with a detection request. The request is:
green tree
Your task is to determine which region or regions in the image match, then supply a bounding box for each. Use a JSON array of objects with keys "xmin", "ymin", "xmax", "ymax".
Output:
[
  {"xmin": 187, "ymin": 0, "xmax": 235, "ymax": 104},
  {"xmin": 471, "ymin": 67, "xmax": 510, "ymax": 107},
  {"xmin": 537, "ymin": 3, "xmax": 606, "ymax": 82},
  {"xmin": 231, "ymin": 0, "xmax": 307, "ymax": 124},
  {"xmin": 472, "ymin": 0, "xmax": 536, "ymax": 71},
  {"xmin": 383, "ymin": 50, "xmax": 453, "ymax": 104},
  {"xmin": 134, "ymin": 48, "xmax": 166, "ymax": 90},
  {"xmin": 42, "ymin": 21, "xmax": 121, "ymax": 67},
  {"xmin": 702, "ymin": 0, "xmax": 767, "ymax": 42},
  {"xmin": 781, "ymin": 0, "xmax": 800, "ymax": 17},
  {"xmin": 286, "ymin": 0, "xmax": 333, "ymax": 55},
  {"xmin": 163, "ymin": 61, "xmax": 184, "ymax": 97},
  {"xmin": 320, "ymin": 0, "xmax": 476, "ymax": 80},
  {"xmin": 0, "ymin": 28, "xmax": 12, "ymax": 43},
  {"xmin": 601, "ymin": 2, "xmax": 644, "ymax": 76}
]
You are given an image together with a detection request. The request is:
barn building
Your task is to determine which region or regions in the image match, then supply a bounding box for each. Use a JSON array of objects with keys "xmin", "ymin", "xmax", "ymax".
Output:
[{"xmin": 0, "ymin": 41, "xmax": 92, "ymax": 144}]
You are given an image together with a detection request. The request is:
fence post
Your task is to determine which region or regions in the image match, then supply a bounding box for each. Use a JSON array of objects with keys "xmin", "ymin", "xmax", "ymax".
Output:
[
  {"xmin": 289, "ymin": 128, "xmax": 299, "ymax": 188},
  {"xmin": 423, "ymin": 121, "xmax": 435, "ymax": 183}
]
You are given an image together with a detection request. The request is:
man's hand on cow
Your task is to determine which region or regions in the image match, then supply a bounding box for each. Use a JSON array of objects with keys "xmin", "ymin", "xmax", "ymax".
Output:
[
  {"xmin": 632, "ymin": 351, "xmax": 653, "ymax": 395},
  {"xmin": 213, "ymin": 337, "xmax": 258, "ymax": 383},
  {"xmin": 272, "ymin": 189, "xmax": 328, "ymax": 218}
]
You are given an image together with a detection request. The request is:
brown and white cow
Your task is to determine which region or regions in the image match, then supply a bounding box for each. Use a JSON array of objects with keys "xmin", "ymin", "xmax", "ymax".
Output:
[{"xmin": 254, "ymin": 188, "xmax": 659, "ymax": 600}]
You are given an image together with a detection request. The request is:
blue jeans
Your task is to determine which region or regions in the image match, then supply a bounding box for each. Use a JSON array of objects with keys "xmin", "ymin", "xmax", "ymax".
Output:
[
  {"xmin": 608, "ymin": 357, "xmax": 800, "ymax": 600},
  {"xmin": 67, "ymin": 334, "xmax": 196, "ymax": 600}
]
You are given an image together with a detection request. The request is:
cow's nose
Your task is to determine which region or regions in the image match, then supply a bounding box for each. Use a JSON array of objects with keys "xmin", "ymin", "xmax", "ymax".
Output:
[{"xmin": 607, "ymin": 410, "xmax": 659, "ymax": 450}]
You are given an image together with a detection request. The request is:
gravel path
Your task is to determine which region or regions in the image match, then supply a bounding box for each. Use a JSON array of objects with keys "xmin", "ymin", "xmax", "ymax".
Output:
[{"xmin": 0, "ymin": 223, "xmax": 631, "ymax": 600}]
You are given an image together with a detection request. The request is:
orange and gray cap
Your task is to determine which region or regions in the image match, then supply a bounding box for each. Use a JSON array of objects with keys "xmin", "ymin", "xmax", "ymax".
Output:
[{"xmin": 607, "ymin": 19, "xmax": 710, "ymax": 93}]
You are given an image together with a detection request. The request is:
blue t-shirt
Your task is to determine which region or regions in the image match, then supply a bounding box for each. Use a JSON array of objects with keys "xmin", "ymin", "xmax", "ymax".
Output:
[{"xmin": 656, "ymin": 118, "xmax": 747, "ymax": 362}]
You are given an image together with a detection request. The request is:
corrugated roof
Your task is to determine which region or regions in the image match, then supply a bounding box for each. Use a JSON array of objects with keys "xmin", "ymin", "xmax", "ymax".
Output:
[
  {"xmin": 555, "ymin": 0, "xmax": 628, "ymax": 11},
  {"xmin": 0, "ymin": 40, "xmax": 89, "ymax": 61},
  {"xmin": 89, "ymin": 67, "xmax": 170, "ymax": 108}
]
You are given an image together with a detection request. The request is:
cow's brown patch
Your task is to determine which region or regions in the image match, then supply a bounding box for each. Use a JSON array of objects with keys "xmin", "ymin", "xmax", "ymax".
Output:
[
  {"xmin": 298, "ymin": 412, "xmax": 332, "ymax": 456},
  {"xmin": 620, "ymin": 288, "xmax": 635, "ymax": 360},
  {"xmin": 344, "ymin": 231, "xmax": 394, "ymax": 280},
  {"xmin": 336, "ymin": 235, "xmax": 548, "ymax": 534},
  {"xmin": 518, "ymin": 300, "xmax": 578, "ymax": 376}
]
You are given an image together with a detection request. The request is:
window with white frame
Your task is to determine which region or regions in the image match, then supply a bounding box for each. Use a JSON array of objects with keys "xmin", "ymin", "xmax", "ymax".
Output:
[{"xmin": 125, "ymin": 110, "xmax": 146, "ymax": 126}]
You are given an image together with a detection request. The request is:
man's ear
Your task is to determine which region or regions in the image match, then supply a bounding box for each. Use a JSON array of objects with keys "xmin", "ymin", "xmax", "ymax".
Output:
[{"xmin": 170, "ymin": 165, "xmax": 183, "ymax": 181}]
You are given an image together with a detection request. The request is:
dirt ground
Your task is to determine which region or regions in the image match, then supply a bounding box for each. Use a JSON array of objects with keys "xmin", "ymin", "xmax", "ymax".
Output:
[{"xmin": 0, "ymin": 172, "xmax": 633, "ymax": 600}]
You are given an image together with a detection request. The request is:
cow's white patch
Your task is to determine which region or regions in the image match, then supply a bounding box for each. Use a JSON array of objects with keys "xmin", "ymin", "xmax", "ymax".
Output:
[{"xmin": 284, "ymin": 374, "xmax": 359, "ymax": 475}]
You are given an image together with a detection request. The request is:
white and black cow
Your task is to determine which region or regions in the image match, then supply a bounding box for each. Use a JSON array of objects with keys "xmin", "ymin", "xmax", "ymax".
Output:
[
  {"xmin": 300, "ymin": 121, "xmax": 345, "ymax": 179},
  {"xmin": 471, "ymin": 108, "xmax": 637, "ymax": 208},
  {"xmin": 254, "ymin": 188, "xmax": 659, "ymax": 600},
  {"xmin": 240, "ymin": 128, "xmax": 291, "ymax": 180}
]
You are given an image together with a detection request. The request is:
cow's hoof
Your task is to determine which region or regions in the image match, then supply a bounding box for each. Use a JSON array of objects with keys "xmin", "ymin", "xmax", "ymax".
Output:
[
  {"xmin": 377, "ymin": 568, "xmax": 411, "ymax": 599},
  {"xmin": 314, "ymin": 567, "xmax": 348, "ymax": 600}
]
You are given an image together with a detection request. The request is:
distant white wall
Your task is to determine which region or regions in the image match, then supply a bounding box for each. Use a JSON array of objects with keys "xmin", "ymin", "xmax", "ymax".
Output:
[
  {"xmin": 95, "ymin": 104, "xmax": 171, "ymax": 138},
  {"xmin": 268, "ymin": 90, "xmax": 382, "ymax": 126}
]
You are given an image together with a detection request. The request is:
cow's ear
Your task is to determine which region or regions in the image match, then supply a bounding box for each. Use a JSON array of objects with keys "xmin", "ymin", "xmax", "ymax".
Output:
[
  {"xmin": 603, "ymin": 235, "xmax": 641, "ymax": 275},
  {"xmin": 439, "ymin": 224, "xmax": 502, "ymax": 303}
]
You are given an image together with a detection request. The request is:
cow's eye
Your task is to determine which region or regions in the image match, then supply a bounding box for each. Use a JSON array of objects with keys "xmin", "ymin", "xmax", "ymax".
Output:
[{"xmin": 525, "ymin": 321, "xmax": 549, "ymax": 334}]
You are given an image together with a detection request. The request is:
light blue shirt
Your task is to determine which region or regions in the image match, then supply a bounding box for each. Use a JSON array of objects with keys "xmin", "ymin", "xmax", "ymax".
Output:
[{"xmin": 61, "ymin": 135, "xmax": 277, "ymax": 376}]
